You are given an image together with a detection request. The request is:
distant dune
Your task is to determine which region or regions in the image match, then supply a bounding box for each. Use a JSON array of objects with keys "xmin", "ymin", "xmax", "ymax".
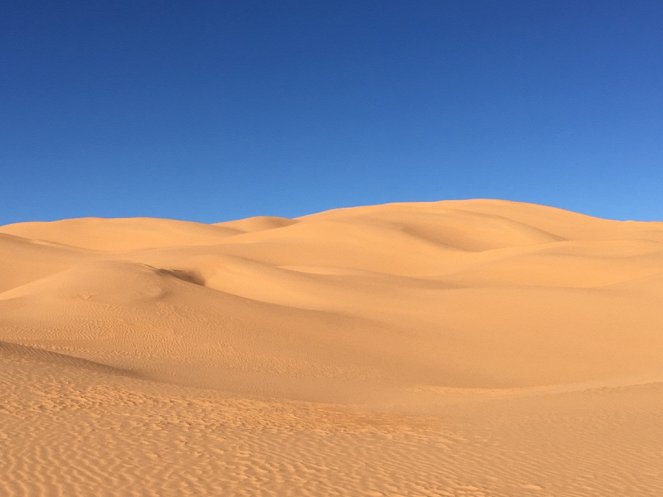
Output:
[{"xmin": 2, "ymin": 199, "xmax": 663, "ymax": 496}]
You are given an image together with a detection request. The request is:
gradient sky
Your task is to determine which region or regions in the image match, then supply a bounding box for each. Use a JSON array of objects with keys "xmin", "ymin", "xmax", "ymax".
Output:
[{"xmin": 2, "ymin": 1, "xmax": 662, "ymax": 225}]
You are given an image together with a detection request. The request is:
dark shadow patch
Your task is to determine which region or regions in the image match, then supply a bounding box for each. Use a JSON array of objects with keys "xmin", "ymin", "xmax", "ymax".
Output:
[{"xmin": 155, "ymin": 267, "xmax": 206, "ymax": 286}]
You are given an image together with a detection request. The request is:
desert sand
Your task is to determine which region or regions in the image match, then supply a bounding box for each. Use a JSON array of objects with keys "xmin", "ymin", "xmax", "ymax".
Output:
[{"xmin": 1, "ymin": 199, "xmax": 663, "ymax": 496}]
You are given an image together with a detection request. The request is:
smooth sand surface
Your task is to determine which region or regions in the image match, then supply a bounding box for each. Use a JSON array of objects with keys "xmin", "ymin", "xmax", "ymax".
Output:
[{"xmin": 1, "ymin": 199, "xmax": 663, "ymax": 496}]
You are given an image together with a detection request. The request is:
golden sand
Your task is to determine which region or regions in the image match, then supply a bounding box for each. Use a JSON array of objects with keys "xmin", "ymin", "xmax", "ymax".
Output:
[{"xmin": 1, "ymin": 199, "xmax": 662, "ymax": 496}]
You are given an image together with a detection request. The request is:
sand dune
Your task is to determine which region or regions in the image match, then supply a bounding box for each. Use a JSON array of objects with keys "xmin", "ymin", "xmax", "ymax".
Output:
[
  {"xmin": 217, "ymin": 215, "xmax": 298, "ymax": 232},
  {"xmin": 0, "ymin": 217, "xmax": 239, "ymax": 251},
  {"xmin": 1, "ymin": 199, "xmax": 662, "ymax": 496}
]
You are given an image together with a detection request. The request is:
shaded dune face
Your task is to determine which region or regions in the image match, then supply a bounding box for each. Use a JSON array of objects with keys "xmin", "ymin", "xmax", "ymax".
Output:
[{"xmin": 1, "ymin": 199, "xmax": 663, "ymax": 403}]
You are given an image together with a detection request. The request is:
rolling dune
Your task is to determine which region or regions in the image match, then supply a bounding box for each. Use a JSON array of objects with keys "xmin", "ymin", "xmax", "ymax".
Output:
[{"xmin": 1, "ymin": 199, "xmax": 662, "ymax": 496}]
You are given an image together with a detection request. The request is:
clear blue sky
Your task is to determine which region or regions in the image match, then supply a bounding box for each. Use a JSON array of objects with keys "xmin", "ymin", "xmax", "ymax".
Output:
[{"xmin": 2, "ymin": 1, "xmax": 662, "ymax": 224}]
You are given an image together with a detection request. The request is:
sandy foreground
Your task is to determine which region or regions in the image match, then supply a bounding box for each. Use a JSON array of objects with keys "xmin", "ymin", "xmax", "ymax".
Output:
[{"xmin": 1, "ymin": 199, "xmax": 663, "ymax": 496}]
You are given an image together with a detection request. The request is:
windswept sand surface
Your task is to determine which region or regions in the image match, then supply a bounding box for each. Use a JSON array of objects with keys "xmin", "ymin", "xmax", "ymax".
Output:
[{"xmin": 2, "ymin": 199, "xmax": 663, "ymax": 496}]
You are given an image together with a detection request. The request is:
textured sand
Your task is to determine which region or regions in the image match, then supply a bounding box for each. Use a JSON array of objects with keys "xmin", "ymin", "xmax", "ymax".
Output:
[{"xmin": 1, "ymin": 199, "xmax": 662, "ymax": 496}]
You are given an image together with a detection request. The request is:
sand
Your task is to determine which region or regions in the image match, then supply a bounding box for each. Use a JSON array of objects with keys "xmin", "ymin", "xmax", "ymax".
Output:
[{"xmin": 1, "ymin": 199, "xmax": 662, "ymax": 496}]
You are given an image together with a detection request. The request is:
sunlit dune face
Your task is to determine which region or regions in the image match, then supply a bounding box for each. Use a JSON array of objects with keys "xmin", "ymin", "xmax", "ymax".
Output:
[{"xmin": 2, "ymin": 200, "xmax": 663, "ymax": 496}]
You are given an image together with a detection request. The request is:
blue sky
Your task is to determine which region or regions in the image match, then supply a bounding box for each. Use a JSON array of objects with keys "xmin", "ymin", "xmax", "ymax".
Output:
[{"xmin": 1, "ymin": 1, "xmax": 662, "ymax": 224}]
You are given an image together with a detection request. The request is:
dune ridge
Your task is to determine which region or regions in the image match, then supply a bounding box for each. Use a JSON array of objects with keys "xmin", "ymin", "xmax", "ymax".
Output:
[{"xmin": 1, "ymin": 199, "xmax": 662, "ymax": 496}]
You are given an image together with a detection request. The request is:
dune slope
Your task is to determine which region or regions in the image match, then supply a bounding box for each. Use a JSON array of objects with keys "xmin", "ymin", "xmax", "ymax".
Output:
[{"xmin": 1, "ymin": 199, "xmax": 662, "ymax": 496}]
